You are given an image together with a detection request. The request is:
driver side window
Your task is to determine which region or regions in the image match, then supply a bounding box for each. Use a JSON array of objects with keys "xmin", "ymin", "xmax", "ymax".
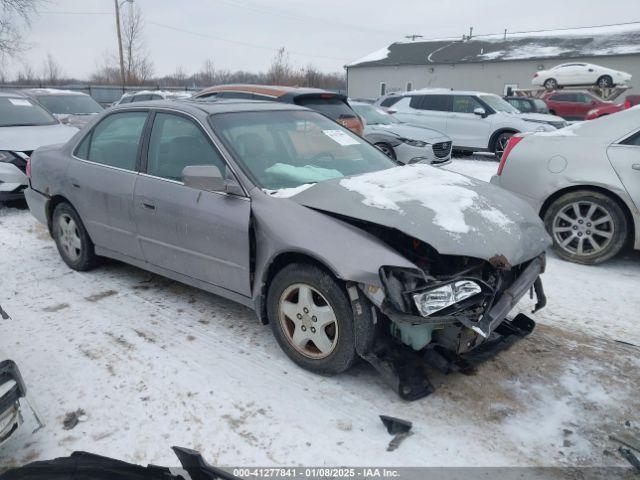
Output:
[{"xmin": 146, "ymin": 113, "xmax": 226, "ymax": 182}]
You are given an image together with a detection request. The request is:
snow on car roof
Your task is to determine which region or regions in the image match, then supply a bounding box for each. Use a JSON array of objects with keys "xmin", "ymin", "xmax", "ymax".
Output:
[
  {"xmin": 348, "ymin": 24, "xmax": 640, "ymax": 67},
  {"xmin": 23, "ymin": 88, "xmax": 88, "ymax": 96}
]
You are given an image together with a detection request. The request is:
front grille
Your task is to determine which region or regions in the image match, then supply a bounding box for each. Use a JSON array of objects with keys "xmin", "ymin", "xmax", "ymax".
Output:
[{"xmin": 432, "ymin": 141, "xmax": 452, "ymax": 158}]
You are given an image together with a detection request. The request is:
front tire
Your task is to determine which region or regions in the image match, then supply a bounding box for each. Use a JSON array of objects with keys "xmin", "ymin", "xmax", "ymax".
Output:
[
  {"xmin": 267, "ymin": 263, "xmax": 358, "ymax": 375},
  {"xmin": 544, "ymin": 190, "xmax": 628, "ymax": 265},
  {"xmin": 493, "ymin": 132, "xmax": 514, "ymax": 160},
  {"xmin": 597, "ymin": 75, "xmax": 613, "ymax": 88},
  {"xmin": 52, "ymin": 202, "xmax": 98, "ymax": 271}
]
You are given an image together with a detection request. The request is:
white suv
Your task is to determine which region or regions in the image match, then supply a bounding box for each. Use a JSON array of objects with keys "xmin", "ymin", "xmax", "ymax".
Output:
[{"xmin": 386, "ymin": 90, "xmax": 556, "ymax": 158}]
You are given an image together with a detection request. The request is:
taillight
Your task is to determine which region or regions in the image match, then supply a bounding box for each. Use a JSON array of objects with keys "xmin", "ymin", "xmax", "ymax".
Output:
[
  {"xmin": 533, "ymin": 73, "xmax": 539, "ymax": 78},
  {"xmin": 497, "ymin": 135, "xmax": 525, "ymax": 175},
  {"xmin": 26, "ymin": 156, "xmax": 31, "ymax": 178},
  {"xmin": 624, "ymin": 100, "xmax": 631, "ymax": 109}
]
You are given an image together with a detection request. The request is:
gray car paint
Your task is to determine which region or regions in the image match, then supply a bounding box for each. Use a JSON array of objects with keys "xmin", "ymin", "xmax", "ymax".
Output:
[
  {"xmin": 26, "ymin": 99, "xmax": 548, "ymax": 329},
  {"xmin": 491, "ymin": 107, "xmax": 640, "ymax": 250}
]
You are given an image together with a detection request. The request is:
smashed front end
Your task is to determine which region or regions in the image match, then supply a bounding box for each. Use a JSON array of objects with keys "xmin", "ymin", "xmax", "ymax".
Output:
[
  {"xmin": 0, "ymin": 359, "xmax": 27, "ymax": 447},
  {"xmin": 355, "ymin": 229, "xmax": 547, "ymax": 399}
]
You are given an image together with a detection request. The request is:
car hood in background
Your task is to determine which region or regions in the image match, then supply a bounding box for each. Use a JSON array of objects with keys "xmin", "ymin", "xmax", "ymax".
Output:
[
  {"xmin": 0, "ymin": 123, "xmax": 78, "ymax": 151},
  {"xmin": 366, "ymin": 123, "xmax": 449, "ymax": 143},
  {"xmin": 290, "ymin": 164, "xmax": 550, "ymax": 266},
  {"xmin": 518, "ymin": 112, "xmax": 567, "ymax": 124}
]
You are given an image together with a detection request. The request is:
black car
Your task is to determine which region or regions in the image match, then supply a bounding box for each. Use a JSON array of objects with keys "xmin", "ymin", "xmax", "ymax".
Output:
[{"xmin": 503, "ymin": 96, "xmax": 550, "ymax": 114}]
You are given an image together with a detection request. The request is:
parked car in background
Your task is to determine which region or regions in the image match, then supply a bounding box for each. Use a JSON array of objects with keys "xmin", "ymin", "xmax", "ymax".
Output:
[
  {"xmin": 374, "ymin": 93, "xmax": 404, "ymax": 109},
  {"xmin": 532, "ymin": 63, "xmax": 632, "ymax": 90},
  {"xmin": 491, "ymin": 106, "xmax": 640, "ymax": 265},
  {"xmin": 22, "ymin": 88, "xmax": 103, "ymax": 128},
  {"xmin": 585, "ymin": 95, "xmax": 640, "ymax": 120},
  {"xmin": 0, "ymin": 91, "xmax": 77, "ymax": 201},
  {"xmin": 504, "ymin": 96, "xmax": 550, "ymax": 114},
  {"xmin": 389, "ymin": 90, "xmax": 556, "ymax": 158},
  {"xmin": 113, "ymin": 90, "xmax": 192, "ymax": 106},
  {"xmin": 193, "ymin": 84, "xmax": 364, "ymax": 135},
  {"xmin": 350, "ymin": 102, "xmax": 452, "ymax": 165},
  {"xmin": 542, "ymin": 90, "xmax": 612, "ymax": 121},
  {"xmin": 25, "ymin": 99, "xmax": 549, "ymax": 394}
]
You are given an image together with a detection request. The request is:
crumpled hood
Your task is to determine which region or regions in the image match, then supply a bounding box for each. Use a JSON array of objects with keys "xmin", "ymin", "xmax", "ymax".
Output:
[
  {"xmin": 290, "ymin": 164, "xmax": 551, "ymax": 266},
  {"xmin": 0, "ymin": 123, "xmax": 78, "ymax": 151},
  {"xmin": 367, "ymin": 123, "xmax": 449, "ymax": 143}
]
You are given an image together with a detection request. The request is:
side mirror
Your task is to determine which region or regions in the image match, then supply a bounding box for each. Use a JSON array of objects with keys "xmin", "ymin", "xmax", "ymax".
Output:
[
  {"xmin": 473, "ymin": 107, "xmax": 487, "ymax": 117},
  {"xmin": 182, "ymin": 165, "xmax": 224, "ymax": 192}
]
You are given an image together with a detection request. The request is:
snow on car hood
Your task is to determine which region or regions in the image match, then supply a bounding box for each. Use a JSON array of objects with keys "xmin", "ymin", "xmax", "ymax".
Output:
[
  {"xmin": 367, "ymin": 123, "xmax": 449, "ymax": 143},
  {"xmin": 0, "ymin": 123, "xmax": 78, "ymax": 151},
  {"xmin": 518, "ymin": 112, "xmax": 566, "ymax": 124},
  {"xmin": 290, "ymin": 164, "xmax": 550, "ymax": 266}
]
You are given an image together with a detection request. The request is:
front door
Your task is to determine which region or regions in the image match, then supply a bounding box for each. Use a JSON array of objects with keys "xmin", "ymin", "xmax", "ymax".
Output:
[
  {"xmin": 133, "ymin": 112, "xmax": 252, "ymax": 296},
  {"xmin": 447, "ymin": 95, "xmax": 491, "ymax": 149},
  {"xmin": 66, "ymin": 111, "xmax": 149, "ymax": 259}
]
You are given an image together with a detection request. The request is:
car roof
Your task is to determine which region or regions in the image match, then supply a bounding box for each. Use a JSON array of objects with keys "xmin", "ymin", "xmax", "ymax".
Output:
[
  {"xmin": 110, "ymin": 98, "xmax": 309, "ymax": 115},
  {"xmin": 405, "ymin": 89, "xmax": 495, "ymax": 97},
  {"xmin": 196, "ymin": 84, "xmax": 341, "ymax": 98},
  {"xmin": 0, "ymin": 90, "xmax": 27, "ymax": 98},
  {"xmin": 22, "ymin": 88, "xmax": 88, "ymax": 96}
]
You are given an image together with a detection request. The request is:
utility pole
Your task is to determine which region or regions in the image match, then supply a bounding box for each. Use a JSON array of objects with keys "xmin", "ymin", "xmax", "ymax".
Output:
[{"xmin": 114, "ymin": 0, "xmax": 126, "ymax": 85}]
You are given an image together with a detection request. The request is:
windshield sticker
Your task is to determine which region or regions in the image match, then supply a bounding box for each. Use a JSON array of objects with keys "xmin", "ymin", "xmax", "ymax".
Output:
[
  {"xmin": 9, "ymin": 98, "xmax": 32, "ymax": 107},
  {"xmin": 322, "ymin": 129, "xmax": 361, "ymax": 146}
]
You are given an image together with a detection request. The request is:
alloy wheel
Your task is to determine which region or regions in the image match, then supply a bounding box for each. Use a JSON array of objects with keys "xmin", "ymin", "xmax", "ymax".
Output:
[
  {"xmin": 57, "ymin": 214, "xmax": 82, "ymax": 262},
  {"xmin": 278, "ymin": 283, "xmax": 338, "ymax": 359},
  {"xmin": 495, "ymin": 134, "xmax": 512, "ymax": 159},
  {"xmin": 552, "ymin": 201, "xmax": 614, "ymax": 256}
]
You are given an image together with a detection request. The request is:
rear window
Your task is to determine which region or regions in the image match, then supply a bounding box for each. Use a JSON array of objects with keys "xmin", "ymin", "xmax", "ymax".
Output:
[
  {"xmin": 294, "ymin": 96, "xmax": 356, "ymax": 121},
  {"xmin": 0, "ymin": 96, "xmax": 57, "ymax": 127}
]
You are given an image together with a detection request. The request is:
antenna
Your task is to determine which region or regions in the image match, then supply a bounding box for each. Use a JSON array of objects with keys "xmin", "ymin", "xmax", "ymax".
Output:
[{"xmin": 404, "ymin": 34, "xmax": 423, "ymax": 41}]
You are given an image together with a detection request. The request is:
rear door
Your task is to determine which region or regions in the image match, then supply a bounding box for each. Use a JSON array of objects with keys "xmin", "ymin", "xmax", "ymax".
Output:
[
  {"xmin": 573, "ymin": 93, "xmax": 597, "ymax": 119},
  {"xmin": 67, "ymin": 111, "xmax": 148, "ymax": 259},
  {"xmin": 447, "ymin": 95, "xmax": 491, "ymax": 149},
  {"xmin": 133, "ymin": 111, "xmax": 252, "ymax": 296},
  {"xmin": 393, "ymin": 94, "xmax": 450, "ymax": 134},
  {"xmin": 607, "ymin": 130, "xmax": 640, "ymax": 210}
]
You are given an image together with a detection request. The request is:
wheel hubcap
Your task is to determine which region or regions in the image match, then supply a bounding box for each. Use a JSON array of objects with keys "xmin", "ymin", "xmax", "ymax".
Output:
[
  {"xmin": 495, "ymin": 135, "xmax": 511, "ymax": 158},
  {"xmin": 57, "ymin": 214, "xmax": 82, "ymax": 261},
  {"xmin": 552, "ymin": 201, "xmax": 614, "ymax": 256},
  {"xmin": 278, "ymin": 283, "xmax": 338, "ymax": 359}
]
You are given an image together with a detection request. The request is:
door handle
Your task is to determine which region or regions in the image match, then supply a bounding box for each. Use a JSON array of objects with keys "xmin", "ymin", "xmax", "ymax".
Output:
[
  {"xmin": 142, "ymin": 202, "xmax": 156, "ymax": 210},
  {"xmin": 633, "ymin": 164, "xmax": 640, "ymax": 171}
]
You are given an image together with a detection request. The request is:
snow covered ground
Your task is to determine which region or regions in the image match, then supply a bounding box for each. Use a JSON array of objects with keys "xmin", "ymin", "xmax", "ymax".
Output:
[{"xmin": 1, "ymin": 157, "xmax": 639, "ymax": 472}]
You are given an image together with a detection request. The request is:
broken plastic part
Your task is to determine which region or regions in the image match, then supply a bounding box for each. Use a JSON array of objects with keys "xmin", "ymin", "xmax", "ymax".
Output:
[{"xmin": 380, "ymin": 415, "xmax": 412, "ymax": 435}]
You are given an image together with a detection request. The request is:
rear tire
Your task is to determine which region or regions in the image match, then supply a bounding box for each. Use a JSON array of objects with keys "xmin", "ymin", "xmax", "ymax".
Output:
[
  {"xmin": 52, "ymin": 202, "xmax": 98, "ymax": 271},
  {"xmin": 267, "ymin": 263, "xmax": 359, "ymax": 375},
  {"xmin": 543, "ymin": 190, "xmax": 628, "ymax": 265},
  {"xmin": 544, "ymin": 78, "xmax": 558, "ymax": 90}
]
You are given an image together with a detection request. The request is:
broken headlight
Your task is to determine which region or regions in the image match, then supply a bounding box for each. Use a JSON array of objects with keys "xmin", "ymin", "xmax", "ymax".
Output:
[{"xmin": 413, "ymin": 280, "xmax": 482, "ymax": 317}]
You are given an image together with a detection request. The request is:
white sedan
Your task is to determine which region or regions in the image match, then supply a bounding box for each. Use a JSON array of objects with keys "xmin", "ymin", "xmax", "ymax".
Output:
[{"xmin": 532, "ymin": 63, "xmax": 632, "ymax": 90}]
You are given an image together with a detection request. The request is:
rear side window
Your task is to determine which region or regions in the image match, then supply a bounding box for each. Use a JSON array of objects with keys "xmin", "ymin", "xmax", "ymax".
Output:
[
  {"xmin": 516, "ymin": 99, "xmax": 533, "ymax": 112},
  {"xmin": 78, "ymin": 112, "xmax": 148, "ymax": 170},
  {"xmin": 412, "ymin": 95, "xmax": 450, "ymax": 111},
  {"xmin": 133, "ymin": 94, "xmax": 152, "ymax": 102},
  {"xmin": 218, "ymin": 92, "xmax": 256, "ymax": 99},
  {"xmin": 550, "ymin": 93, "xmax": 574, "ymax": 102},
  {"xmin": 379, "ymin": 96, "xmax": 402, "ymax": 107},
  {"xmin": 622, "ymin": 131, "xmax": 640, "ymax": 146},
  {"xmin": 119, "ymin": 96, "xmax": 133, "ymax": 104},
  {"xmin": 294, "ymin": 96, "xmax": 356, "ymax": 121}
]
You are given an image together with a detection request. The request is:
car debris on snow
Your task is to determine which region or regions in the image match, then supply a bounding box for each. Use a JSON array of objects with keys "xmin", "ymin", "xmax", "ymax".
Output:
[{"xmin": 380, "ymin": 415, "xmax": 413, "ymax": 452}]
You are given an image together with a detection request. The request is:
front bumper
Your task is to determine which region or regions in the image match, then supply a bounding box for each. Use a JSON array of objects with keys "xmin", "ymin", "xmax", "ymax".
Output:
[
  {"xmin": 0, "ymin": 359, "xmax": 27, "ymax": 447},
  {"xmin": 0, "ymin": 163, "xmax": 28, "ymax": 199},
  {"xmin": 395, "ymin": 143, "xmax": 452, "ymax": 166}
]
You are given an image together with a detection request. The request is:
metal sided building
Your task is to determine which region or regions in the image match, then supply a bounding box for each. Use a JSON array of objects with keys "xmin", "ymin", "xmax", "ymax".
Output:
[{"xmin": 345, "ymin": 25, "xmax": 640, "ymax": 99}]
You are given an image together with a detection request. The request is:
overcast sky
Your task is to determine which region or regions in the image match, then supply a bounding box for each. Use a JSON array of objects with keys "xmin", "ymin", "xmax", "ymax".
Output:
[{"xmin": 4, "ymin": 0, "xmax": 640, "ymax": 80}]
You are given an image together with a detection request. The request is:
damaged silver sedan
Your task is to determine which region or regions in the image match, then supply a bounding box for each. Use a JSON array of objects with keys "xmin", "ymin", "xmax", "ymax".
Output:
[{"xmin": 24, "ymin": 99, "xmax": 550, "ymax": 399}]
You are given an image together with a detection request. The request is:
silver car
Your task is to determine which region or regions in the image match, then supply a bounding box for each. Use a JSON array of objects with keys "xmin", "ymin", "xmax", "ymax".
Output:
[
  {"xmin": 0, "ymin": 92, "xmax": 78, "ymax": 201},
  {"xmin": 491, "ymin": 107, "xmax": 640, "ymax": 265},
  {"xmin": 22, "ymin": 88, "xmax": 104, "ymax": 128},
  {"xmin": 350, "ymin": 102, "xmax": 452, "ymax": 165},
  {"xmin": 25, "ymin": 99, "xmax": 549, "ymax": 397}
]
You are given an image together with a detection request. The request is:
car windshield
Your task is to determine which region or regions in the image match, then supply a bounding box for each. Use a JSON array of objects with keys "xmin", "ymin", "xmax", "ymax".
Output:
[
  {"xmin": 533, "ymin": 99, "xmax": 549, "ymax": 113},
  {"xmin": 351, "ymin": 103, "xmax": 398, "ymax": 125},
  {"xmin": 36, "ymin": 94, "xmax": 103, "ymax": 115},
  {"xmin": 0, "ymin": 96, "xmax": 57, "ymax": 127},
  {"xmin": 480, "ymin": 95, "xmax": 520, "ymax": 113},
  {"xmin": 210, "ymin": 110, "xmax": 397, "ymax": 191}
]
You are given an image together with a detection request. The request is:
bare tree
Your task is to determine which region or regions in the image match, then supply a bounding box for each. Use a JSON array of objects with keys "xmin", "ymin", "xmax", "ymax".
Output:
[
  {"xmin": 121, "ymin": 4, "xmax": 153, "ymax": 84},
  {"xmin": 267, "ymin": 47, "xmax": 293, "ymax": 85},
  {"xmin": 198, "ymin": 59, "xmax": 215, "ymax": 86},
  {"xmin": 90, "ymin": 51, "xmax": 121, "ymax": 84},
  {"xmin": 16, "ymin": 61, "xmax": 38, "ymax": 84},
  {"xmin": 41, "ymin": 52, "xmax": 62, "ymax": 84},
  {"xmin": 0, "ymin": 0, "xmax": 42, "ymax": 58}
]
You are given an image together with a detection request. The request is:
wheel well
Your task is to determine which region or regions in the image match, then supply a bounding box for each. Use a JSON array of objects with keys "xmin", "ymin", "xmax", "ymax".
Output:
[
  {"xmin": 540, "ymin": 185, "xmax": 635, "ymax": 242},
  {"xmin": 257, "ymin": 252, "xmax": 340, "ymax": 324},
  {"xmin": 46, "ymin": 195, "xmax": 73, "ymax": 233},
  {"xmin": 488, "ymin": 129, "xmax": 518, "ymax": 151}
]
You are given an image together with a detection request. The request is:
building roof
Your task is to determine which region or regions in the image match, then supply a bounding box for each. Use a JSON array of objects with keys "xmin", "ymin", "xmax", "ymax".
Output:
[{"xmin": 347, "ymin": 24, "xmax": 640, "ymax": 68}]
